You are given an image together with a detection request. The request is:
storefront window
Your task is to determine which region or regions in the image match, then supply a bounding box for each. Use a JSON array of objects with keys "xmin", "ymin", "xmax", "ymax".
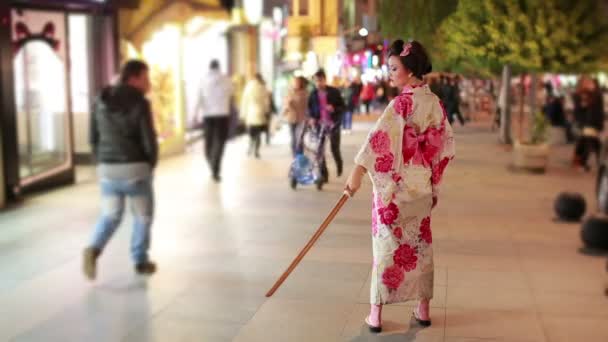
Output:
[
  {"xmin": 12, "ymin": 10, "xmax": 71, "ymax": 182},
  {"xmin": 299, "ymin": 0, "xmax": 309, "ymax": 16},
  {"xmin": 142, "ymin": 25, "xmax": 183, "ymax": 147},
  {"xmin": 289, "ymin": 0, "xmax": 309, "ymax": 16}
]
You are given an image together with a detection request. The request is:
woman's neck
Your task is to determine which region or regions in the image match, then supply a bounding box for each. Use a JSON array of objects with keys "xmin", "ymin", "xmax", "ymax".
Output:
[
  {"xmin": 407, "ymin": 78, "xmax": 424, "ymax": 87},
  {"xmin": 399, "ymin": 78, "xmax": 424, "ymax": 92}
]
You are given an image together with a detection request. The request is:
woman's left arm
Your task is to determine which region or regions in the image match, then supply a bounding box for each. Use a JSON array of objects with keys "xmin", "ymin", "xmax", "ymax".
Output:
[{"xmin": 431, "ymin": 103, "xmax": 456, "ymax": 208}]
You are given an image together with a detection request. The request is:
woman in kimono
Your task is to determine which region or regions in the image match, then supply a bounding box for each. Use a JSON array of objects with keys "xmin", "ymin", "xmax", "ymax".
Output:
[{"xmin": 345, "ymin": 40, "xmax": 455, "ymax": 332}]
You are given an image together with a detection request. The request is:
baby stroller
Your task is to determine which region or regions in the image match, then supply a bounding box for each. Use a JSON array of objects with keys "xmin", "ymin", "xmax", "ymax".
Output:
[{"xmin": 289, "ymin": 123, "xmax": 330, "ymax": 190}]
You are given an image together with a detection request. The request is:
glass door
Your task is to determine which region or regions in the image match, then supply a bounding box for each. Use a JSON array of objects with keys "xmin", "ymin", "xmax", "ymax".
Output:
[
  {"xmin": 68, "ymin": 14, "xmax": 92, "ymax": 157},
  {"xmin": 12, "ymin": 9, "xmax": 72, "ymax": 185}
]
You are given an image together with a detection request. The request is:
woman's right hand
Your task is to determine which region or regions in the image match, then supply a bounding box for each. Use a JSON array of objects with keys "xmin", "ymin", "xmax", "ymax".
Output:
[{"xmin": 345, "ymin": 165, "xmax": 366, "ymax": 197}]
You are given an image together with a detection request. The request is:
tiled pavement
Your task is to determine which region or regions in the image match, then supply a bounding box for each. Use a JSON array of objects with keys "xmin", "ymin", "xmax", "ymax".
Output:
[{"xmin": 0, "ymin": 121, "xmax": 607, "ymax": 342}]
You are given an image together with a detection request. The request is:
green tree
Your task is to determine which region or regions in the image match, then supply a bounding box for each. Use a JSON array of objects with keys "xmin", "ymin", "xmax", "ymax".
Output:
[
  {"xmin": 440, "ymin": 0, "xmax": 608, "ymax": 75},
  {"xmin": 440, "ymin": 0, "xmax": 608, "ymax": 142},
  {"xmin": 379, "ymin": 0, "xmax": 458, "ymax": 50}
]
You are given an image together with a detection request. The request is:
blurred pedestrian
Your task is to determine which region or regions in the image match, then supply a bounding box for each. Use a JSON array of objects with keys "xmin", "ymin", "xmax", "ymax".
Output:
[
  {"xmin": 360, "ymin": 80, "xmax": 375, "ymax": 114},
  {"xmin": 342, "ymin": 80, "xmax": 354, "ymax": 134},
  {"xmin": 573, "ymin": 79, "xmax": 605, "ymax": 171},
  {"xmin": 308, "ymin": 69, "xmax": 346, "ymax": 179},
  {"xmin": 241, "ymin": 73, "xmax": 270, "ymax": 159},
  {"xmin": 439, "ymin": 75, "xmax": 449, "ymax": 103},
  {"xmin": 375, "ymin": 79, "xmax": 389, "ymax": 109},
  {"xmin": 261, "ymin": 78, "xmax": 277, "ymax": 146},
  {"xmin": 429, "ymin": 76, "xmax": 442, "ymax": 98},
  {"xmin": 196, "ymin": 59, "xmax": 234, "ymax": 182},
  {"xmin": 543, "ymin": 92, "xmax": 573, "ymax": 142},
  {"xmin": 282, "ymin": 76, "xmax": 308, "ymax": 156},
  {"xmin": 446, "ymin": 77, "xmax": 466, "ymax": 126},
  {"xmin": 350, "ymin": 77, "xmax": 363, "ymax": 115},
  {"xmin": 345, "ymin": 40, "xmax": 454, "ymax": 332},
  {"xmin": 84, "ymin": 60, "xmax": 158, "ymax": 280}
]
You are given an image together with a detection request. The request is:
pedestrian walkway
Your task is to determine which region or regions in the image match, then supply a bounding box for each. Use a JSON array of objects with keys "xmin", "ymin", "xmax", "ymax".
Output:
[{"xmin": 0, "ymin": 122, "xmax": 606, "ymax": 341}]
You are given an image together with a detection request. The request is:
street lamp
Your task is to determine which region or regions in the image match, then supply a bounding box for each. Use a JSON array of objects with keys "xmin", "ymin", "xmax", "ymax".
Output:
[{"xmin": 358, "ymin": 28, "xmax": 369, "ymax": 37}]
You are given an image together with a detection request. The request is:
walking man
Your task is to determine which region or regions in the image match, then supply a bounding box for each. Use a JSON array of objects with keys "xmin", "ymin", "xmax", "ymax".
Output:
[
  {"xmin": 308, "ymin": 69, "xmax": 346, "ymax": 179},
  {"xmin": 196, "ymin": 59, "xmax": 234, "ymax": 182},
  {"xmin": 84, "ymin": 60, "xmax": 158, "ymax": 280}
]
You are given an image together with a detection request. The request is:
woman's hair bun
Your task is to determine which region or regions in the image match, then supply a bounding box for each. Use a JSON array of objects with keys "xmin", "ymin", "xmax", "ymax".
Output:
[{"xmin": 388, "ymin": 40, "xmax": 432, "ymax": 79}]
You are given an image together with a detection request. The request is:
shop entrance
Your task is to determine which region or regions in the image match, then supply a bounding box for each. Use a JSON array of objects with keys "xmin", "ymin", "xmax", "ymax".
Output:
[{"xmin": 12, "ymin": 9, "xmax": 72, "ymax": 186}]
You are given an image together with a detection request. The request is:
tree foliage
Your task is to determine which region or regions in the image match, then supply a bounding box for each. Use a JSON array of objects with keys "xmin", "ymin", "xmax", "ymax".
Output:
[
  {"xmin": 439, "ymin": 0, "xmax": 608, "ymax": 75},
  {"xmin": 379, "ymin": 0, "xmax": 458, "ymax": 47}
]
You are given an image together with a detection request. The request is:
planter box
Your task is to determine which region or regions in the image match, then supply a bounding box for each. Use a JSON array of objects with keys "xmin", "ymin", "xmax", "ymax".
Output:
[{"xmin": 513, "ymin": 141, "xmax": 549, "ymax": 172}]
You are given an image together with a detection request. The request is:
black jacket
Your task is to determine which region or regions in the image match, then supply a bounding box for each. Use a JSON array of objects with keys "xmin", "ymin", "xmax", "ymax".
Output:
[
  {"xmin": 574, "ymin": 92, "xmax": 605, "ymax": 132},
  {"xmin": 576, "ymin": 106, "xmax": 604, "ymax": 132},
  {"xmin": 308, "ymin": 86, "xmax": 345, "ymax": 125},
  {"xmin": 543, "ymin": 98, "xmax": 566, "ymax": 127},
  {"xmin": 442, "ymin": 83, "xmax": 460, "ymax": 112},
  {"xmin": 90, "ymin": 84, "xmax": 158, "ymax": 168}
]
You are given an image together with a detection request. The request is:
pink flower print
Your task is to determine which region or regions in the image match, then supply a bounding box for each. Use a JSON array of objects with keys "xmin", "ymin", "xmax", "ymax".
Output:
[
  {"xmin": 374, "ymin": 153, "xmax": 394, "ymax": 173},
  {"xmin": 431, "ymin": 157, "xmax": 450, "ymax": 185},
  {"xmin": 369, "ymin": 130, "xmax": 391, "ymax": 154},
  {"xmin": 393, "ymin": 226, "xmax": 403, "ymax": 240},
  {"xmin": 394, "ymin": 94, "xmax": 413, "ymax": 118},
  {"xmin": 382, "ymin": 264, "xmax": 405, "ymax": 290},
  {"xmin": 393, "ymin": 244, "xmax": 418, "ymax": 271},
  {"xmin": 419, "ymin": 217, "xmax": 432, "ymax": 244},
  {"xmin": 392, "ymin": 172, "xmax": 402, "ymax": 183},
  {"xmin": 378, "ymin": 202, "xmax": 399, "ymax": 225}
]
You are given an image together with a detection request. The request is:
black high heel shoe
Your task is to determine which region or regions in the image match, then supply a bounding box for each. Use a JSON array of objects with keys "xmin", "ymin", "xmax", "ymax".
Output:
[
  {"xmin": 412, "ymin": 308, "xmax": 432, "ymax": 327},
  {"xmin": 365, "ymin": 316, "xmax": 382, "ymax": 333}
]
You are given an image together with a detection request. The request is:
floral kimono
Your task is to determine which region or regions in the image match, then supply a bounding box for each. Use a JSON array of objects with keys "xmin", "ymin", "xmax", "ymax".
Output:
[{"xmin": 354, "ymin": 84, "xmax": 455, "ymax": 305}]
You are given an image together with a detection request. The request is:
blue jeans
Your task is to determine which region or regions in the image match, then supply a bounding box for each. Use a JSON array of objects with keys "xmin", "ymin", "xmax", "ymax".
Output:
[
  {"xmin": 90, "ymin": 177, "xmax": 154, "ymax": 264},
  {"xmin": 342, "ymin": 110, "xmax": 353, "ymax": 130},
  {"xmin": 290, "ymin": 123, "xmax": 303, "ymax": 157}
]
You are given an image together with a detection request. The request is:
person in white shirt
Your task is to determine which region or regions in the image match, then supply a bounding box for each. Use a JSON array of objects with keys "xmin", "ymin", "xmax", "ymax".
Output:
[
  {"xmin": 240, "ymin": 74, "xmax": 270, "ymax": 158},
  {"xmin": 196, "ymin": 60, "xmax": 233, "ymax": 182}
]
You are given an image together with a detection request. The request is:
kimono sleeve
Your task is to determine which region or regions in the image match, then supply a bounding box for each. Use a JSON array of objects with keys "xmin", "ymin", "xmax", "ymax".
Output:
[
  {"xmin": 354, "ymin": 104, "xmax": 400, "ymax": 174},
  {"xmin": 431, "ymin": 102, "xmax": 456, "ymax": 197}
]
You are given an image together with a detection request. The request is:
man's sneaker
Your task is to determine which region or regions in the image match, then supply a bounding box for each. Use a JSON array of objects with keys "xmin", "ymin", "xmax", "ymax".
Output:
[
  {"xmin": 83, "ymin": 247, "xmax": 100, "ymax": 281},
  {"xmin": 135, "ymin": 261, "xmax": 157, "ymax": 275}
]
